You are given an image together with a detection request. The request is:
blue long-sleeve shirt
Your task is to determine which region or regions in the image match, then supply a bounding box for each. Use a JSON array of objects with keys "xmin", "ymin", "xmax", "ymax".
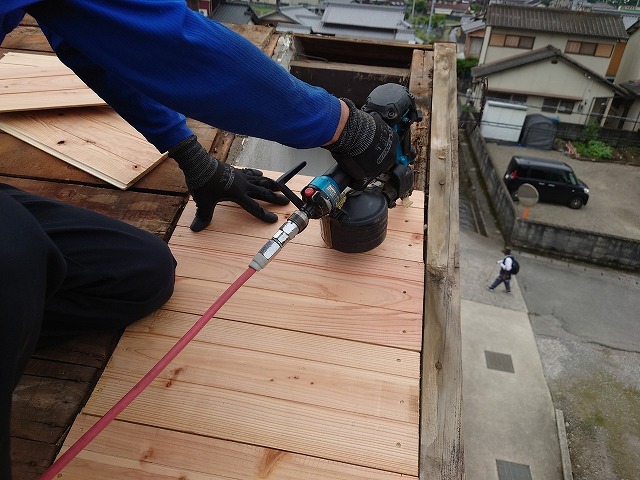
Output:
[{"xmin": 0, "ymin": 0, "xmax": 341, "ymax": 152}]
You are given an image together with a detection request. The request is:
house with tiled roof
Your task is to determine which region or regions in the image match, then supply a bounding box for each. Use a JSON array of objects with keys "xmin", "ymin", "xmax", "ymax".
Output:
[
  {"xmin": 209, "ymin": 0, "xmax": 260, "ymax": 24},
  {"xmin": 259, "ymin": 5, "xmax": 321, "ymax": 28},
  {"xmin": 471, "ymin": 45, "xmax": 632, "ymax": 127},
  {"xmin": 479, "ymin": 4, "xmax": 628, "ymax": 79},
  {"xmin": 260, "ymin": 3, "xmax": 419, "ymax": 43},
  {"xmin": 466, "ymin": 5, "xmax": 637, "ymax": 130}
]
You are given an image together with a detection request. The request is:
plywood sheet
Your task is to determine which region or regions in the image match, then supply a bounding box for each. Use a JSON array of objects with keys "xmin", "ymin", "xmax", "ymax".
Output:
[
  {"xmin": 0, "ymin": 52, "xmax": 106, "ymax": 112},
  {"xmin": 0, "ymin": 107, "xmax": 166, "ymax": 189},
  {"xmin": 58, "ymin": 172, "xmax": 424, "ymax": 478}
]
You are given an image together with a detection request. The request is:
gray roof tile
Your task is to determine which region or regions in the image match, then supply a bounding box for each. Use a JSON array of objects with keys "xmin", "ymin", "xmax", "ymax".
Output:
[{"xmin": 485, "ymin": 4, "xmax": 628, "ymax": 39}]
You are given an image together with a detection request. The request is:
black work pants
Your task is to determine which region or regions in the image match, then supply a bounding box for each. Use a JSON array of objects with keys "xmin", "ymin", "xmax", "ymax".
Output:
[{"xmin": 0, "ymin": 184, "xmax": 176, "ymax": 479}]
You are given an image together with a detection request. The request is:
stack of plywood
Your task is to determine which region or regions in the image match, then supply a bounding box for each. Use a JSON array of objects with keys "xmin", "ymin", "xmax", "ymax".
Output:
[
  {"xmin": 0, "ymin": 52, "xmax": 166, "ymax": 189},
  {"xmin": 55, "ymin": 172, "xmax": 425, "ymax": 479}
]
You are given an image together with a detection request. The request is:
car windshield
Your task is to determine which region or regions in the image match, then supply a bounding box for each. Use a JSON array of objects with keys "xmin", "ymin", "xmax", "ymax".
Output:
[{"xmin": 568, "ymin": 172, "xmax": 578, "ymax": 185}]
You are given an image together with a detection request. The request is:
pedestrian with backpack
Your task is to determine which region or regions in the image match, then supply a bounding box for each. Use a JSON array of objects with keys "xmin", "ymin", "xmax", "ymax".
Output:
[{"xmin": 488, "ymin": 247, "xmax": 519, "ymax": 293}]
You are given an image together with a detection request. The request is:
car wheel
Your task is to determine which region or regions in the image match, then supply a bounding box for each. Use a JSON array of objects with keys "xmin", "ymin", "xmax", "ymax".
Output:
[{"xmin": 568, "ymin": 197, "xmax": 584, "ymax": 209}]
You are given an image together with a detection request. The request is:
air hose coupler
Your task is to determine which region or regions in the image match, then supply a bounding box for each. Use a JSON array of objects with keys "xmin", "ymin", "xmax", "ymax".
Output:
[{"xmin": 249, "ymin": 209, "xmax": 309, "ymax": 271}]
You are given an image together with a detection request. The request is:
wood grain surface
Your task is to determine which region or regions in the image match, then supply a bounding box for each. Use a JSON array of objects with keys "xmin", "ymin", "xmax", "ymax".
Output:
[{"xmin": 57, "ymin": 172, "xmax": 425, "ymax": 478}]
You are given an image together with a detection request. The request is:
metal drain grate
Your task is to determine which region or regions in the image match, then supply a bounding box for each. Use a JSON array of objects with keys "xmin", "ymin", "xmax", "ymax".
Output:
[
  {"xmin": 485, "ymin": 351, "xmax": 515, "ymax": 373},
  {"xmin": 496, "ymin": 459, "xmax": 533, "ymax": 480}
]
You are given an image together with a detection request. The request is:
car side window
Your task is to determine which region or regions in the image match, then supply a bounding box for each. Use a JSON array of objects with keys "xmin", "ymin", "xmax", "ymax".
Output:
[
  {"xmin": 549, "ymin": 172, "xmax": 566, "ymax": 183},
  {"xmin": 568, "ymin": 172, "xmax": 578, "ymax": 185},
  {"xmin": 528, "ymin": 168, "xmax": 548, "ymax": 181}
]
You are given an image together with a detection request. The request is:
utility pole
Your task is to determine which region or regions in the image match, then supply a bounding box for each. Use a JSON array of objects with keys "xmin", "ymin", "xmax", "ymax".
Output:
[{"xmin": 427, "ymin": 0, "xmax": 436, "ymax": 32}]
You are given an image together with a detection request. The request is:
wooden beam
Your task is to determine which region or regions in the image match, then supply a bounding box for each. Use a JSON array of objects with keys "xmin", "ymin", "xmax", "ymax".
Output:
[
  {"xmin": 420, "ymin": 43, "xmax": 463, "ymax": 479},
  {"xmin": 289, "ymin": 60, "xmax": 410, "ymax": 106},
  {"xmin": 409, "ymin": 49, "xmax": 434, "ymax": 193},
  {"xmin": 292, "ymin": 34, "xmax": 433, "ymax": 69}
]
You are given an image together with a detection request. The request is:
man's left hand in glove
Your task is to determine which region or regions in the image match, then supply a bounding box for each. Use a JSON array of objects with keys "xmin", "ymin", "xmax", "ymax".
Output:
[{"xmin": 169, "ymin": 135, "xmax": 289, "ymax": 232}]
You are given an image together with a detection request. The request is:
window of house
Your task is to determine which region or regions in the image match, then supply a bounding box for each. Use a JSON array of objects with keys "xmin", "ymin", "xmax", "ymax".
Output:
[
  {"xmin": 558, "ymin": 100, "xmax": 575, "ymax": 114},
  {"xmin": 487, "ymin": 92, "xmax": 528, "ymax": 104},
  {"xmin": 489, "ymin": 33, "xmax": 535, "ymax": 49},
  {"xmin": 565, "ymin": 40, "xmax": 614, "ymax": 58},
  {"xmin": 542, "ymin": 97, "xmax": 576, "ymax": 114}
]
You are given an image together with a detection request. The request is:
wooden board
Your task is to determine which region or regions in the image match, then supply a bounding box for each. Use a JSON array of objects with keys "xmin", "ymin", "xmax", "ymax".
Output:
[
  {"xmin": 0, "ymin": 107, "xmax": 166, "ymax": 189},
  {"xmin": 56, "ymin": 171, "xmax": 425, "ymax": 478},
  {"xmin": 0, "ymin": 52, "xmax": 106, "ymax": 112},
  {"xmin": 420, "ymin": 43, "xmax": 463, "ymax": 479}
]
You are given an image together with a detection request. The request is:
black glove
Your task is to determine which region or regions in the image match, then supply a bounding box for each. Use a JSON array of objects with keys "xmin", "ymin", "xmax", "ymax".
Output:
[
  {"xmin": 324, "ymin": 98, "xmax": 398, "ymax": 190},
  {"xmin": 169, "ymin": 135, "xmax": 289, "ymax": 232}
]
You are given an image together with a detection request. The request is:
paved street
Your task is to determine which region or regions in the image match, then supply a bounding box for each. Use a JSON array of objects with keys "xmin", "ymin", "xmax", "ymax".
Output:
[
  {"xmin": 485, "ymin": 142, "xmax": 640, "ymax": 240},
  {"xmin": 462, "ymin": 134, "xmax": 640, "ymax": 479}
]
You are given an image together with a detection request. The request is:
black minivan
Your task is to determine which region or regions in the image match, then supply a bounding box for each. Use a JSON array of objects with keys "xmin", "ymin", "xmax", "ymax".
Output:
[{"xmin": 503, "ymin": 156, "xmax": 590, "ymax": 209}]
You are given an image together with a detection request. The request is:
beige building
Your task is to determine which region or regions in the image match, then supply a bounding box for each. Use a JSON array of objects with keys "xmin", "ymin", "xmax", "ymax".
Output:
[{"xmin": 469, "ymin": 5, "xmax": 635, "ymax": 128}]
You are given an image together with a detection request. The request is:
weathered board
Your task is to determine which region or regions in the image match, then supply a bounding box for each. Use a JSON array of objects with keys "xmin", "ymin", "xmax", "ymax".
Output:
[
  {"xmin": 420, "ymin": 43, "xmax": 463, "ymax": 479},
  {"xmin": 55, "ymin": 171, "xmax": 425, "ymax": 478}
]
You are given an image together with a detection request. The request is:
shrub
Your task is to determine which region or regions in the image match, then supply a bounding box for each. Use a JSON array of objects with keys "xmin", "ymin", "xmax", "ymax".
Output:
[
  {"xmin": 457, "ymin": 57, "xmax": 479, "ymax": 80},
  {"xmin": 580, "ymin": 122, "xmax": 600, "ymax": 143},
  {"xmin": 574, "ymin": 140, "xmax": 613, "ymax": 160}
]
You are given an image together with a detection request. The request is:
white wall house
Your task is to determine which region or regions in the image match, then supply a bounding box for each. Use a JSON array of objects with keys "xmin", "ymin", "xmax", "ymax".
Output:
[
  {"xmin": 469, "ymin": 5, "xmax": 637, "ymax": 129},
  {"xmin": 477, "ymin": 5, "xmax": 628, "ymax": 80},
  {"xmin": 471, "ymin": 45, "xmax": 632, "ymax": 127}
]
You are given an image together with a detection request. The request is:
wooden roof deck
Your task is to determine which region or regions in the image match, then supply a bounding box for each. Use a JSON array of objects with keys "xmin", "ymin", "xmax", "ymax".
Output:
[
  {"xmin": 60, "ymin": 177, "xmax": 424, "ymax": 478},
  {"xmin": 4, "ymin": 18, "xmax": 462, "ymax": 480}
]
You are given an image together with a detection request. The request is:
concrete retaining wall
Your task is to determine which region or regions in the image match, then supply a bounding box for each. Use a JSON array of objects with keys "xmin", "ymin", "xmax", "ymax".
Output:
[{"xmin": 463, "ymin": 114, "xmax": 640, "ymax": 271}]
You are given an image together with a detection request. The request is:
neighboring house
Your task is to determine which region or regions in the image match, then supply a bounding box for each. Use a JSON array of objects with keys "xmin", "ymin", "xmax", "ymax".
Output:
[
  {"xmin": 478, "ymin": 5, "xmax": 628, "ymax": 81},
  {"xmin": 615, "ymin": 19, "xmax": 640, "ymax": 130},
  {"xmin": 209, "ymin": 0, "xmax": 260, "ymax": 24},
  {"xmin": 471, "ymin": 45, "xmax": 633, "ymax": 127},
  {"xmin": 462, "ymin": 18, "xmax": 485, "ymax": 58},
  {"xmin": 260, "ymin": 5, "xmax": 321, "ymax": 28},
  {"xmin": 261, "ymin": 3, "xmax": 420, "ymax": 43},
  {"xmin": 314, "ymin": 3, "xmax": 418, "ymax": 43},
  {"xmin": 423, "ymin": 2, "xmax": 471, "ymax": 18},
  {"xmin": 615, "ymin": 18, "xmax": 640, "ymax": 85}
]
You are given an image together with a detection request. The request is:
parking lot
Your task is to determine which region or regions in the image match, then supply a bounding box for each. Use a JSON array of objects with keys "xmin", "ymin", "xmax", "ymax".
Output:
[{"xmin": 485, "ymin": 142, "xmax": 640, "ymax": 241}]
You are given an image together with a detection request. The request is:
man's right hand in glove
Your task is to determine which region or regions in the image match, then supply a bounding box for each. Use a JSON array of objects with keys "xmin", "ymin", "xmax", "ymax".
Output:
[
  {"xmin": 323, "ymin": 98, "xmax": 398, "ymax": 190},
  {"xmin": 169, "ymin": 135, "xmax": 289, "ymax": 232}
]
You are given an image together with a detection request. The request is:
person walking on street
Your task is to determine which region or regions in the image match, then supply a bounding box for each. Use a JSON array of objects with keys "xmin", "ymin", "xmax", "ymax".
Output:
[{"xmin": 488, "ymin": 247, "xmax": 515, "ymax": 293}]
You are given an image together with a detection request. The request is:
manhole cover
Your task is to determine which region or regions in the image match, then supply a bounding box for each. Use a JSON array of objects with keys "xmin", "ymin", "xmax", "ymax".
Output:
[
  {"xmin": 485, "ymin": 351, "xmax": 515, "ymax": 373},
  {"xmin": 496, "ymin": 459, "xmax": 533, "ymax": 480}
]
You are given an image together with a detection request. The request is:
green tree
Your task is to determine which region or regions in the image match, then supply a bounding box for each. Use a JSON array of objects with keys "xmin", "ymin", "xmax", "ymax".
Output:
[{"xmin": 457, "ymin": 57, "xmax": 479, "ymax": 80}]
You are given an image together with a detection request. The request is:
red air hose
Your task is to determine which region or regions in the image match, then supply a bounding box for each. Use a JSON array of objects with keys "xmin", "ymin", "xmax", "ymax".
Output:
[{"xmin": 38, "ymin": 266, "xmax": 257, "ymax": 480}]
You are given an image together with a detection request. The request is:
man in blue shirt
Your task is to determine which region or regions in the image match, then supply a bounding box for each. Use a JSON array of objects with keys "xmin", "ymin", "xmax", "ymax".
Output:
[{"xmin": 1, "ymin": 1, "xmax": 399, "ymax": 477}]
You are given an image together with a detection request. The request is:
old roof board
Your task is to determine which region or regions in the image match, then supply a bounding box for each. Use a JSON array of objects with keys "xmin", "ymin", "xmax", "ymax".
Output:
[{"xmin": 485, "ymin": 4, "xmax": 629, "ymax": 40}]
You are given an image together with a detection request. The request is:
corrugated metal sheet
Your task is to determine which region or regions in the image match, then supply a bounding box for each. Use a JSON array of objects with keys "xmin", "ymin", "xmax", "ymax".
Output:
[
  {"xmin": 462, "ymin": 19, "xmax": 485, "ymax": 34},
  {"xmin": 278, "ymin": 6, "xmax": 320, "ymax": 24},
  {"xmin": 211, "ymin": 3, "xmax": 253, "ymax": 24},
  {"xmin": 485, "ymin": 4, "xmax": 628, "ymax": 39},
  {"xmin": 276, "ymin": 22, "xmax": 312, "ymax": 33},
  {"xmin": 313, "ymin": 23, "xmax": 398, "ymax": 41},
  {"xmin": 322, "ymin": 3, "xmax": 405, "ymax": 30}
]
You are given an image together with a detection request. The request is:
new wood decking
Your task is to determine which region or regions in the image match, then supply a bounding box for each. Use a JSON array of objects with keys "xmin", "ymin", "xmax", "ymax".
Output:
[
  {"xmin": 5, "ymin": 16, "xmax": 462, "ymax": 478},
  {"xmin": 55, "ymin": 174, "xmax": 425, "ymax": 478}
]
